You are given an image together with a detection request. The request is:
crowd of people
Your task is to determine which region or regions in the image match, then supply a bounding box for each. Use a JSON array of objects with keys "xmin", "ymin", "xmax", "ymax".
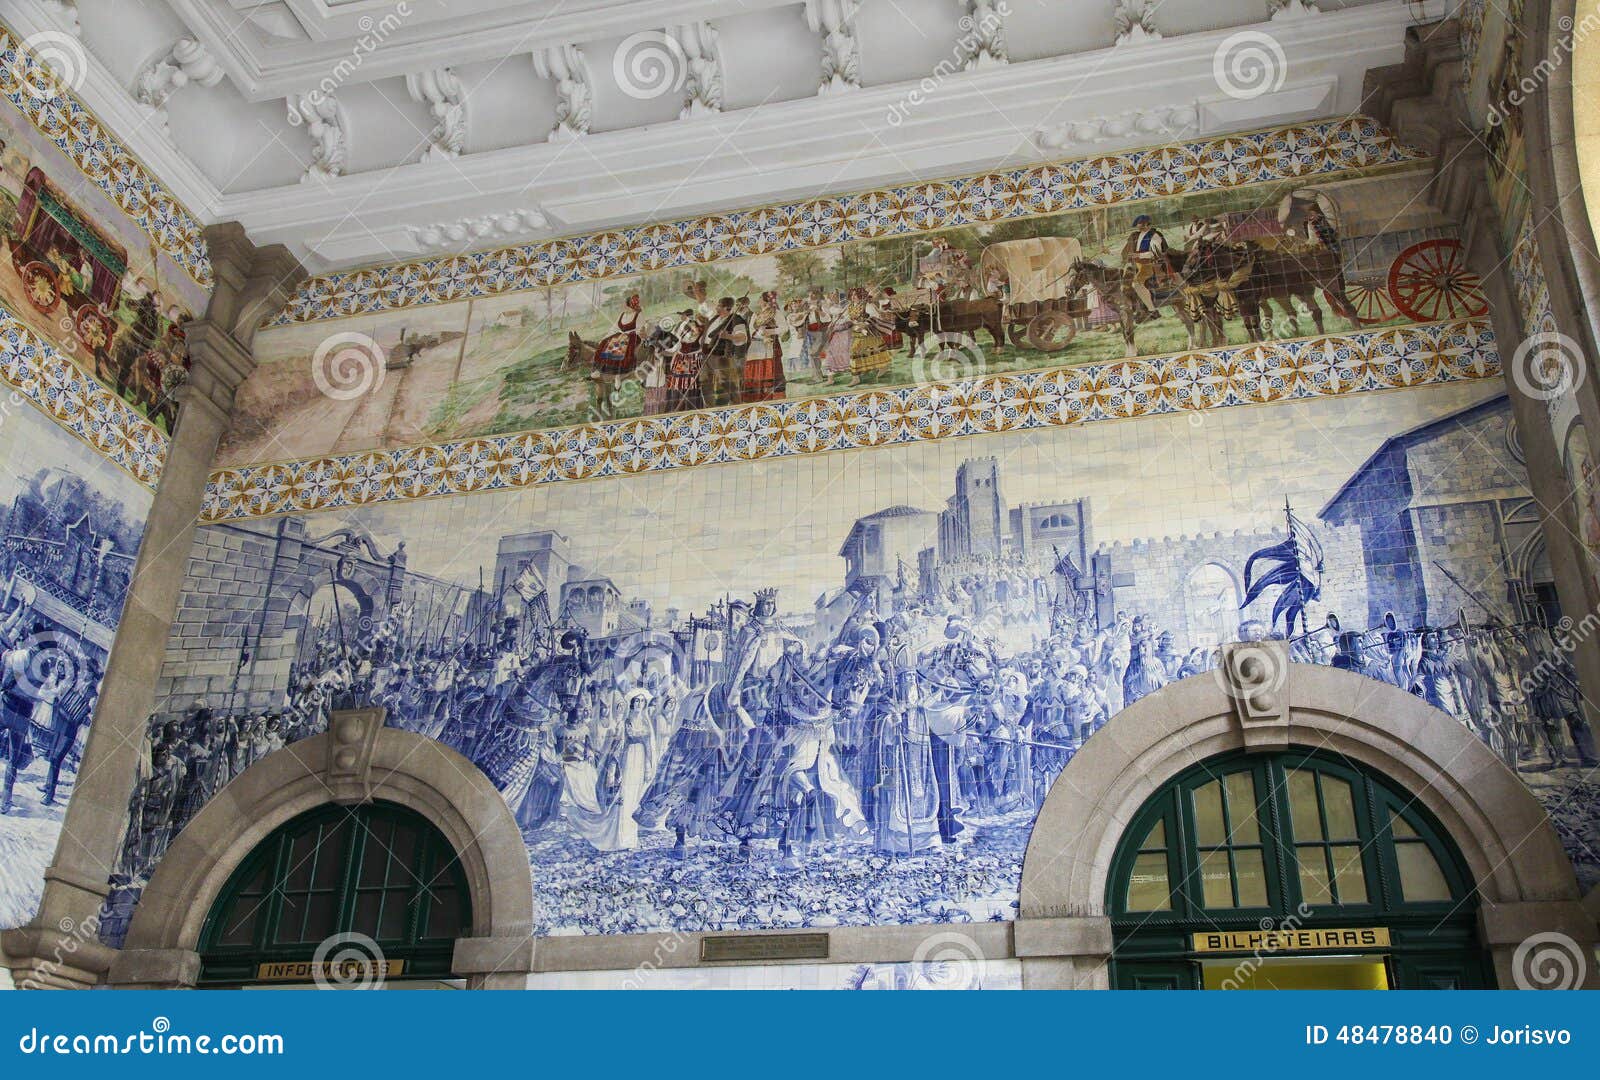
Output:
[{"xmin": 114, "ymin": 555, "xmax": 1597, "ymax": 884}]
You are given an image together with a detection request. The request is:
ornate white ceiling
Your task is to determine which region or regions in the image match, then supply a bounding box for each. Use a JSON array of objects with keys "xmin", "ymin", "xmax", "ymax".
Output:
[{"xmin": 9, "ymin": 0, "xmax": 1455, "ymax": 272}]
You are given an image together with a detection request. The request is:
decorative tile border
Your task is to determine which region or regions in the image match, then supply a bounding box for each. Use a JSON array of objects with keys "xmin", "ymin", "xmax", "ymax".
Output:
[
  {"xmin": 269, "ymin": 115, "xmax": 1423, "ymax": 328},
  {"xmin": 202, "ymin": 319, "xmax": 1499, "ymax": 523},
  {"xmin": 0, "ymin": 21, "xmax": 213, "ymax": 291},
  {"xmin": 0, "ymin": 305, "xmax": 168, "ymax": 488}
]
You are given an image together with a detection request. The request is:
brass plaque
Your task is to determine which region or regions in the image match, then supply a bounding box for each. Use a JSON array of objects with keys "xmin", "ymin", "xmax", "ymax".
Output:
[
  {"xmin": 254, "ymin": 958, "xmax": 406, "ymax": 982},
  {"xmin": 699, "ymin": 933, "xmax": 829, "ymax": 962},
  {"xmin": 1192, "ymin": 927, "xmax": 1391, "ymax": 954}
]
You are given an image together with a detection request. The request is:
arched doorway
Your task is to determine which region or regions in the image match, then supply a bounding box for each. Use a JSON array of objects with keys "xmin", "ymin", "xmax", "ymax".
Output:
[
  {"xmin": 197, "ymin": 801, "xmax": 471, "ymax": 987},
  {"xmin": 1017, "ymin": 644, "xmax": 1599, "ymax": 989},
  {"xmin": 1107, "ymin": 748, "xmax": 1488, "ymax": 989},
  {"xmin": 109, "ymin": 722, "xmax": 535, "ymax": 989}
]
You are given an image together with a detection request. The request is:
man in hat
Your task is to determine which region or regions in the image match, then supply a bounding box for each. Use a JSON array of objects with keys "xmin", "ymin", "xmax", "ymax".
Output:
[
  {"xmin": 702, "ymin": 296, "xmax": 749, "ymax": 407},
  {"xmin": 1120, "ymin": 213, "xmax": 1172, "ymax": 320}
]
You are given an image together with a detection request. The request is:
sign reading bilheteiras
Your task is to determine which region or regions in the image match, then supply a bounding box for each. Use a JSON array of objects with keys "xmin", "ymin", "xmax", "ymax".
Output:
[
  {"xmin": 254, "ymin": 958, "xmax": 406, "ymax": 982},
  {"xmin": 1191, "ymin": 927, "xmax": 1391, "ymax": 954}
]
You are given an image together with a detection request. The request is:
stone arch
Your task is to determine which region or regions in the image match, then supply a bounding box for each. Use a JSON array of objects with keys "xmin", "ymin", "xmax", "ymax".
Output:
[
  {"xmin": 107, "ymin": 715, "xmax": 533, "ymax": 989},
  {"xmin": 1017, "ymin": 644, "xmax": 1599, "ymax": 989}
]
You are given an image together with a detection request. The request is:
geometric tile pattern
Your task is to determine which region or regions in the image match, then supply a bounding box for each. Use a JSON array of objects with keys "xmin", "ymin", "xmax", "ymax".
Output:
[
  {"xmin": 201, "ymin": 318, "xmax": 1499, "ymax": 522},
  {"xmin": 0, "ymin": 305, "xmax": 168, "ymax": 488},
  {"xmin": 267, "ymin": 116, "xmax": 1423, "ymax": 327},
  {"xmin": 0, "ymin": 20, "xmax": 213, "ymax": 290}
]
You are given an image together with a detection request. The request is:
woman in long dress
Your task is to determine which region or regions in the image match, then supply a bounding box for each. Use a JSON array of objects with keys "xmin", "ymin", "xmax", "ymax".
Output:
[
  {"xmin": 563, "ymin": 689, "xmax": 655, "ymax": 851},
  {"xmin": 822, "ymin": 294, "xmax": 854, "ymax": 381},
  {"xmin": 846, "ymin": 287, "xmax": 893, "ymax": 384}
]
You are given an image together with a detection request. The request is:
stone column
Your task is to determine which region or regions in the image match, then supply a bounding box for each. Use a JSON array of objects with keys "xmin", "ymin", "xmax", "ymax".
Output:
[{"xmin": 0, "ymin": 225, "xmax": 303, "ymax": 989}]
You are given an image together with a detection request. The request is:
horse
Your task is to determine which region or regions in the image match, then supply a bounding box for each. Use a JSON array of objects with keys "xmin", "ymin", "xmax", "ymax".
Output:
[
  {"xmin": 885, "ymin": 293, "xmax": 1006, "ymax": 357},
  {"xmin": 1180, "ymin": 241, "xmax": 1361, "ymax": 341},
  {"xmin": 1059, "ymin": 257, "xmax": 1225, "ymax": 358}
]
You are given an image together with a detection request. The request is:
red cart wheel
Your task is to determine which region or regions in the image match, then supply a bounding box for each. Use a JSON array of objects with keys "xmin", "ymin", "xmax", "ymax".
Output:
[
  {"xmin": 74, "ymin": 305, "xmax": 112, "ymax": 351},
  {"xmin": 1386, "ymin": 238, "xmax": 1488, "ymax": 322},
  {"xmin": 1346, "ymin": 280, "xmax": 1398, "ymax": 325},
  {"xmin": 20, "ymin": 260, "xmax": 59, "ymax": 313}
]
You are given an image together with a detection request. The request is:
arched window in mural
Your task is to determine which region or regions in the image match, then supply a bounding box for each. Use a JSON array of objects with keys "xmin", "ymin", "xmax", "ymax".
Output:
[
  {"xmin": 1106, "ymin": 749, "xmax": 1486, "ymax": 989},
  {"xmin": 197, "ymin": 802, "xmax": 470, "ymax": 987},
  {"xmin": 1183, "ymin": 562, "xmax": 1240, "ymax": 648}
]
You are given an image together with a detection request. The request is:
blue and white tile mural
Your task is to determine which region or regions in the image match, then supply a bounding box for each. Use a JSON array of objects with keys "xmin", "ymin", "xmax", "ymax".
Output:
[
  {"xmin": 0, "ymin": 397, "xmax": 150, "ymax": 928},
  {"xmin": 101, "ymin": 380, "xmax": 1599, "ymax": 943}
]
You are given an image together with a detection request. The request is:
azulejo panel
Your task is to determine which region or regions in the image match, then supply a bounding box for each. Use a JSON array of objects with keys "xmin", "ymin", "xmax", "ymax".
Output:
[
  {"xmin": 269, "ymin": 116, "xmax": 1421, "ymax": 327},
  {"xmin": 201, "ymin": 319, "xmax": 1498, "ymax": 523},
  {"xmin": 0, "ymin": 22, "xmax": 212, "ymax": 290},
  {"xmin": 0, "ymin": 307, "xmax": 167, "ymax": 488}
]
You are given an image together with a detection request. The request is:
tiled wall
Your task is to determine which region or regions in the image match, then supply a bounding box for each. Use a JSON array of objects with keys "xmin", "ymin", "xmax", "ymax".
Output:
[
  {"xmin": 0, "ymin": 392, "xmax": 151, "ymax": 928},
  {"xmin": 100, "ymin": 376, "xmax": 1600, "ymax": 944}
]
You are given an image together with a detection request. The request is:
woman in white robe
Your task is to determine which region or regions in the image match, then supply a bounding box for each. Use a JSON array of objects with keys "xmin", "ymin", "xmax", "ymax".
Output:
[{"xmin": 563, "ymin": 689, "xmax": 655, "ymax": 852}]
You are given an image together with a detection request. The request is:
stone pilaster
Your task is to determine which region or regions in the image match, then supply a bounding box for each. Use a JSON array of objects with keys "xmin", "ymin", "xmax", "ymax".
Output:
[{"xmin": 0, "ymin": 225, "xmax": 303, "ymax": 989}]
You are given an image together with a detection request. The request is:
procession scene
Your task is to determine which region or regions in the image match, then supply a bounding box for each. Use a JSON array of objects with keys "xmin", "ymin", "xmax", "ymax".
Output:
[
  {"xmin": 0, "ymin": 114, "xmax": 200, "ymax": 432},
  {"xmin": 99, "ymin": 383, "xmax": 1599, "ymax": 941},
  {"xmin": 0, "ymin": 409, "xmax": 147, "ymax": 927},
  {"xmin": 221, "ymin": 169, "xmax": 1484, "ymax": 465}
]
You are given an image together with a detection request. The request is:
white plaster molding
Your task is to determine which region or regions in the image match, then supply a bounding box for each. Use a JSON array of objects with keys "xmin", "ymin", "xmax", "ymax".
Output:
[
  {"xmin": 669, "ymin": 21, "xmax": 724, "ymax": 118},
  {"xmin": 1270, "ymin": 0, "xmax": 1324, "ymax": 20},
  {"xmin": 1034, "ymin": 103, "xmax": 1199, "ymax": 151},
  {"xmin": 1113, "ymin": 0, "xmax": 1163, "ymax": 47},
  {"xmin": 213, "ymin": 7, "xmax": 1409, "ymax": 271},
  {"xmin": 532, "ymin": 44, "xmax": 593, "ymax": 140},
  {"xmin": 36, "ymin": 0, "xmax": 78, "ymax": 35},
  {"xmin": 805, "ymin": 0, "xmax": 862, "ymax": 94},
  {"xmin": 15, "ymin": 0, "xmax": 1424, "ymax": 272},
  {"xmin": 404, "ymin": 66, "xmax": 467, "ymax": 162},
  {"xmin": 286, "ymin": 91, "xmax": 348, "ymax": 182},
  {"xmin": 412, "ymin": 208, "xmax": 550, "ymax": 251},
  {"xmin": 959, "ymin": 0, "xmax": 1010, "ymax": 71},
  {"xmin": 131, "ymin": 38, "xmax": 225, "ymax": 135}
]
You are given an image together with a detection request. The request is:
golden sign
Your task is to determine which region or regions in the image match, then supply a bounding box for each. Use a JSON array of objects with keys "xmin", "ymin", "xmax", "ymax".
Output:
[
  {"xmin": 1191, "ymin": 927, "xmax": 1391, "ymax": 954},
  {"xmin": 254, "ymin": 958, "xmax": 406, "ymax": 982}
]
